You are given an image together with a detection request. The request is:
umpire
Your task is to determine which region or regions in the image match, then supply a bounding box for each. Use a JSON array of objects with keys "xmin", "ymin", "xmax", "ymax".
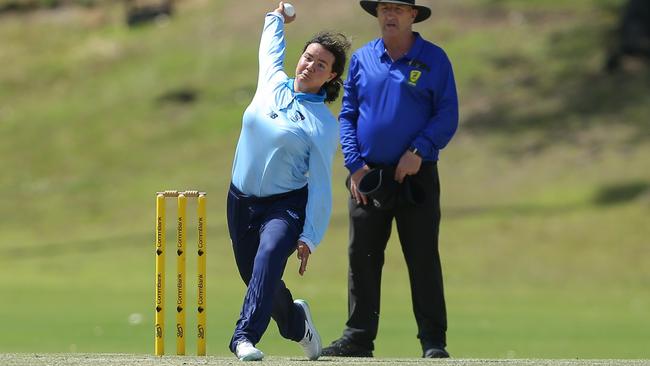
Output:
[{"xmin": 322, "ymin": 0, "xmax": 459, "ymax": 359}]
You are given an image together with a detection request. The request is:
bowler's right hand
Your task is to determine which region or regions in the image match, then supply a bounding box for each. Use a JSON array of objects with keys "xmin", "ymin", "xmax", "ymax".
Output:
[
  {"xmin": 274, "ymin": 1, "xmax": 296, "ymax": 24},
  {"xmin": 350, "ymin": 165, "xmax": 371, "ymax": 206}
]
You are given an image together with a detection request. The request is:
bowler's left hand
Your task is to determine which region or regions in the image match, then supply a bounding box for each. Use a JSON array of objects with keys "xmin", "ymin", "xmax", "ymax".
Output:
[
  {"xmin": 395, "ymin": 149, "xmax": 422, "ymax": 183},
  {"xmin": 296, "ymin": 240, "xmax": 311, "ymax": 276}
]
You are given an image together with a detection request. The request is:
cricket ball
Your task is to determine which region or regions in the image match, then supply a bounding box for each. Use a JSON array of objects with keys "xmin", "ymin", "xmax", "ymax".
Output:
[{"xmin": 284, "ymin": 3, "xmax": 295, "ymax": 17}]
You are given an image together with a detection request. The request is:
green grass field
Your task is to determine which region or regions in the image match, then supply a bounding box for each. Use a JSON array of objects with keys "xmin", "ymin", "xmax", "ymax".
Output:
[{"xmin": 1, "ymin": 0, "xmax": 649, "ymax": 360}]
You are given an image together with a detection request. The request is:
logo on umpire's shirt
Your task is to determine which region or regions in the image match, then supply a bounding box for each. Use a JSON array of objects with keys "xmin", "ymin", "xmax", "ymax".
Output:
[
  {"xmin": 408, "ymin": 70, "xmax": 422, "ymax": 86},
  {"xmin": 268, "ymin": 110, "xmax": 278, "ymax": 119}
]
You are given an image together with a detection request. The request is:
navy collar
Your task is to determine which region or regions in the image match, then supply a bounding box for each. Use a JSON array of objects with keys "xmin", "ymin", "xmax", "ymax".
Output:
[{"xmin": 284, "ymin": 78, "xmax": 327, "ymax": 103}]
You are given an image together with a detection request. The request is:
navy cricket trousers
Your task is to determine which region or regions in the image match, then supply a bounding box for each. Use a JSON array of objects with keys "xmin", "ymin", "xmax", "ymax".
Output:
[{"xmin": 227, "ymin": 183, "xmax": 307, "ymax": 352}]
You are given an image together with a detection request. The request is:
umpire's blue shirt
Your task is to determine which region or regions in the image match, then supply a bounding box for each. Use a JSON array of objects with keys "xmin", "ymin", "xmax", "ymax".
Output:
[
  {"xmin": 230, "ymin": 13, "xmax": 338, "ymax": 253},
  {"xmin": 340, "ymin": 33, "xmax": 459, "ymax": 174}
]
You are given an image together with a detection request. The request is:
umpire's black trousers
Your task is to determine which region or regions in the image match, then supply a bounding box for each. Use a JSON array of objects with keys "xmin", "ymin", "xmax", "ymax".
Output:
[{"xmin": 342, "ymin": 162, "xmax": 447, "ymax": 351}]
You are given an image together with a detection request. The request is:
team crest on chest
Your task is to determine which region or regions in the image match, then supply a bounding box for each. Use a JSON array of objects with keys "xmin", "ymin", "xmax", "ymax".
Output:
[{"xmin": 408, "ymin": 70, "xmax": 422, "ymax": 86}]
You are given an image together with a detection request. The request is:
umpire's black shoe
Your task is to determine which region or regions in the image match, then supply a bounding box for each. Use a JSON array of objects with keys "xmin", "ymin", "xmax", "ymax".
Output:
[
  {"xmin": 423, "ymin": 347, "xmax": 450, "ymax": 358},
  {"xmin": 321, "ymin": 338, "xmax": 373, "ymax": 357}
]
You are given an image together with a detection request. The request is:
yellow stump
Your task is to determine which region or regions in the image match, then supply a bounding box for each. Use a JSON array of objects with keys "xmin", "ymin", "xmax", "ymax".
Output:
[
  {"xmin": 154, "ymin": 194, "xmax": 166, "ymax": 356},
  {"xmin": 197, "ymin": 194, "xmax": 207, "ymax": 356},
  {"xmin": 154, "ymin": 190, "xmax": 207, "ymax": 356},
  {"xmin": 176, "ymin": 194, "xmax": 187, "ymax": 355}
]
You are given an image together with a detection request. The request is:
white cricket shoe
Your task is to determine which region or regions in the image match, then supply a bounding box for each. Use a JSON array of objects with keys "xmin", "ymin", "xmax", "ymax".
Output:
[
  {"xmin": 294, "ymin": 299, "xmax": 322, "ymax": 360},
  {"xmin": 235, "ymin": 340, "xmax": 264, "ymax": 361}
]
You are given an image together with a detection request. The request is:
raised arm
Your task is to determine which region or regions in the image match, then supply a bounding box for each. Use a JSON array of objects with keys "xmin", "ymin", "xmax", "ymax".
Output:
[{"xmin": 257, "ymin": 3, "xmax": 296, "ymax": 88}]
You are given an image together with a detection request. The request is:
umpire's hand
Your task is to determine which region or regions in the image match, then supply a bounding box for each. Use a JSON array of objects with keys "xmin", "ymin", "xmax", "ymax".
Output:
[
  {"xmin": 395, "ymin": 149, "xmax": 422, "ymax": 183},
  {"xmin": 350, "ymin": 165, "xmax": 371, "ymax": 205}
]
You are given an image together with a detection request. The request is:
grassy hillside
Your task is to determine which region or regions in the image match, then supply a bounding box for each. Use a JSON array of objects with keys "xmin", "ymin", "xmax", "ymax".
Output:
[{"xmin": 1, "ymin": 0, "xmax": 649, "ymax": 359}]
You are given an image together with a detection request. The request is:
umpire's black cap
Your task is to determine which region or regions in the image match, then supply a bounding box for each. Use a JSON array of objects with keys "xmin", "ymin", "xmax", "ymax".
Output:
[{"xmin": 358, "ymin": 167, "xmax": 399, "ymax": 209}]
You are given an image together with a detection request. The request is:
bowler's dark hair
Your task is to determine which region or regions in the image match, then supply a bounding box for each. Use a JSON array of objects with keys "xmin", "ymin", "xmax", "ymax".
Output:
[{"xmin": 304, "ymin": 31, "xmax": 351, "ymax": 103}]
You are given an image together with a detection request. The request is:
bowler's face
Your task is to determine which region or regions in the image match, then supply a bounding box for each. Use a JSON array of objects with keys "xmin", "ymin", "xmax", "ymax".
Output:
[
  {"xmin": 294, "ymin": 43, "xmax": 336, "ymax": 94},
  {"xmin": 377, "ymin": 3, "xmax": 417, "ymax": 35}
]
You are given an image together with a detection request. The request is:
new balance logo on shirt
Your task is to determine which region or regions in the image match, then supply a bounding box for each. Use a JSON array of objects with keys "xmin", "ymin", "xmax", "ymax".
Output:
[{"xmin": 267, "ymin": 109, "xmax": 304, "ymax": 123}]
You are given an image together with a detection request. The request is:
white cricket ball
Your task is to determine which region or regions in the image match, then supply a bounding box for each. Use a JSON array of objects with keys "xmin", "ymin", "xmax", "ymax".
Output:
[{"xmin": 283, "ymin": 3, "xmax": 295, "ymax": 17}]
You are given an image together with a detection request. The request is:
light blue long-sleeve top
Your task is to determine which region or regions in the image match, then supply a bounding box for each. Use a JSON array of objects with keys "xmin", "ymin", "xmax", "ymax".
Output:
[{"xmin": 230, "ymin": 12, "xmax": 338, "ymax": 253}]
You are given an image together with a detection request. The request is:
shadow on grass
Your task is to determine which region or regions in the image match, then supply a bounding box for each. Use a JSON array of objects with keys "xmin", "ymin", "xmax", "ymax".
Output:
[
  {"xmin": 462, "ymin": 17, "xmax": 650, "ymax": 154},
  {"xmin": 445, "ymin": 180, "xmax": 649, "ymax": 219},
  {"xmin": 594, "ymin": 181, "xmax": 650, "ymax": 205}
]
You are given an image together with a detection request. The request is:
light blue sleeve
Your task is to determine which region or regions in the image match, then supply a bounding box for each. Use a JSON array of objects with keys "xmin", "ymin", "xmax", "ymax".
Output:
[
  {"xmin": 299, "ymin": 116, "xmax": 339, "ymax": 252},
  {"xmin": 258, "ymin": 13, "xmax": 288, "ymax": 89}
]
